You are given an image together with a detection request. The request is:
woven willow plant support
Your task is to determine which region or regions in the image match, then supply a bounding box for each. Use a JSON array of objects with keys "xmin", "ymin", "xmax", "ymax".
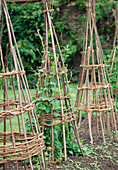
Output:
[
  {"xmin": 75, "ymin": 0, "xmax": 118, "ymax": 145},
  {"xmin": 0, "ymin": 0, "xmax": 46, "ymax": 169},
  {"xmin": 109, "ymin": 7, "xmax": 118, "ymax": 98},
  {"xmin": 36, "ymin": 0, "xmax": 84, "ymax": 162}
]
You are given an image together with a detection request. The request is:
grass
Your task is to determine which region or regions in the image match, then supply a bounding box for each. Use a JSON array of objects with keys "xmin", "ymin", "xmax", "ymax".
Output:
[
  {"xmin": 0, "ymin": 82, "xmax": 117, "ymax": 133},
  {"xmin": 0, "ymin": 88, "xmax": 37, "ymax": 133},
  {"xmin": 0, "ymin": 89, "xmax": 36, "ymax": 100},
  {"xmin": 0, "ymin": 83, "xmax": 78, "ymax": 133},
  {"xmin": 0, "ymin": 116, "xmax": 22, "ymax": 132},
  {"xmin": 0, "ymin": 83, "xmax": 78, "ymax": 104}
]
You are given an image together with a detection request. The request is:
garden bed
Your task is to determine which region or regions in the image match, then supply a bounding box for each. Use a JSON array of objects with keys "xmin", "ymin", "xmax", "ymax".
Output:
[{"xmin": 47, "ymin": 115, "xmax": 118, "ymax": 170}]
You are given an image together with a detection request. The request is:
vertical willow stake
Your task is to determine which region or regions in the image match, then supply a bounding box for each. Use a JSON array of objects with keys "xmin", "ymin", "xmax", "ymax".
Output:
[{"xmin": 75, "ymin": 0, "xmax": 118, "ymax": 144}]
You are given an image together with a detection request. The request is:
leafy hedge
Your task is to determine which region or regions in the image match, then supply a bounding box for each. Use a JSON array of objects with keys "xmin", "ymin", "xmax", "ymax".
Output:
[
  {"xmin": 1, "ymin": 0, "xmax": 118, "ymax": 88},
  {"xmin": 2, "ymin": 2, "xmax": 44, "ymax": 70}
]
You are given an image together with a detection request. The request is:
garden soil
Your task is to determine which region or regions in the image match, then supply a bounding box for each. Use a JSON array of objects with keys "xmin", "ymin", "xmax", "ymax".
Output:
[{"xmin": 0, "ymin": 116, "xmax": 118, "ymax": 170}]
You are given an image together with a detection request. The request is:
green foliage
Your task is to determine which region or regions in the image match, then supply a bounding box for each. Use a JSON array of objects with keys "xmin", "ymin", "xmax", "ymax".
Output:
[
  {"xmin": 104, "ymin": 48, "xmax": 118, "ymax": 110},
  {"xmin": 1, "ymin": 2, "xmax": 44, "ymax": 88},
  {"xmin": 52, "ymin": 0, "xmax": 118, "ymax": 71},
  {"xmin": 95, "ymin": 0, "xmax": 117, "ymax": 37},
  {"xmin": 26, "ymin": 73, "xmax": 38, "ymax": 89},
  {"xmin": 3, "ymin": 2, "xmax": 44, "ymax": 68},
  {"xmin": 33, "ymin": 51, "xmax": 87, "ymax": 160},
  {"xmin": 1, "ymin": 1, "xmax": 117, "ymax": 88}
]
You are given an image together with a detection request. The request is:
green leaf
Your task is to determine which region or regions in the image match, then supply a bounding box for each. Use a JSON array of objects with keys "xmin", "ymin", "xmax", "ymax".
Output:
[
  {"xmin": 53, "ymin": 113, "xmax": 60, "ymax": 118},
  {"xmin": 39, "ymin": 105, "xmax": 46, "ymax": 110},
  {"xmin": 68, "ymin": 150, "xmax": 73, "ymax": 155}
]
